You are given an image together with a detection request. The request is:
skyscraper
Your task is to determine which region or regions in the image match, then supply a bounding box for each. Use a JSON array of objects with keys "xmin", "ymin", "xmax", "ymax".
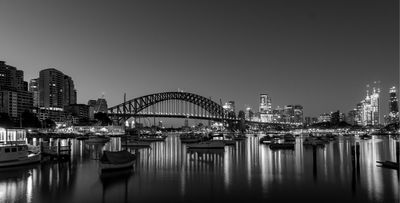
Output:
[
  {"xmin": 29, "ymin": 78, "xmax": 39, "ymax": 108},
  {"xmin": 293, "ymin": 105, "xmax": 304, "ymax": 123},
  {"xmin": 388, "ymin": 86, "xmax": 399, "ymax": 123},
  {"xmin": 358, "ymin": 84, "xmax": 380, "ymax": 126},
  {"xmin": 259, "ymin": 94, "xmax": 271, "ymax": 113},
  {"xmin": 63, "ymin": 75, "xmax": 77, "ymax": 106}
]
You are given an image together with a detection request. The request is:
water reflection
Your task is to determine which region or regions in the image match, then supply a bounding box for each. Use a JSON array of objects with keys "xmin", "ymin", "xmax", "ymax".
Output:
[{"xmin": 0, "ymin": 134, "xmax": 398, "ymax": 203}]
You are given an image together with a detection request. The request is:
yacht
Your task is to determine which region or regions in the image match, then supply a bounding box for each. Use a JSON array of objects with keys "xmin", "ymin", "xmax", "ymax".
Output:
[{"xmin": 0, "ymin": 145, "xmax": 41, "ymax": 167}]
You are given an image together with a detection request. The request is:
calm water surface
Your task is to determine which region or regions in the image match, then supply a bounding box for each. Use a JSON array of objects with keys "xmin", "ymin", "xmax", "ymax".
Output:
[{"xmin": 0, "ymin": 134, "xmax": 399, "ymax": 203}]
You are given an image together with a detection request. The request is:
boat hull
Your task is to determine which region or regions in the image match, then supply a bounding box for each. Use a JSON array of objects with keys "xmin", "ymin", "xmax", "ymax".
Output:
[
  {"xmin": 0, "ymin": 153, "xmax": 41, "ymax": 168},
  {"xmin": 100, "ymin": 160, "xmax": 135, "ymax": 171},
  {"xmin": 187, "ymin": 141, "xmax": 225, "ymax": 149}
]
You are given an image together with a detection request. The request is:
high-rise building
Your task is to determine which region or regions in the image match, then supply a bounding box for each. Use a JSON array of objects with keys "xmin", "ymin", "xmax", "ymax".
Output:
[
  {"xmin": 259, "ymin": 94, "xmax": 271, "ymax": 113},
  {"xmin": 245, "ymin": 106, "xmax": 253, "ymax": 121},
  {"xmin": 359, "ymin": 85, "xmax": 380, "ymax": 126},
  {"xmin": 347, "ymin": 109, "xmax": 357, "ymax": 125},
  {"xmin": 388, "ymin": 86, "xmax": 399, "ymax": 124},
  {"xmin": 223, "ymin": 101, "xmax": 235, "ymax": 113},
  {"xmin": 293, "ymin": 105, "xmax": 303, "ymax": 123},
  {"xmin": 63, "ymin": 75, "xmax": 77, "ymax": 106},
  {"xmin": 29, "ymin": 78, "xmax": 39, "ymax": 108},
  {"xmin": 0, "ymin": 61, "xmax": 27, "ymax": 91},
  {"xmin": 39, "ymin": 68, "xmax": 77, "ymax": 109},
  {"xmin": 0, "ymin": 61, "xmax": 33, "ymax": 119},
  {"xmin": 259, "ymin": 94, "xmax": 273, "ymax": 122}
]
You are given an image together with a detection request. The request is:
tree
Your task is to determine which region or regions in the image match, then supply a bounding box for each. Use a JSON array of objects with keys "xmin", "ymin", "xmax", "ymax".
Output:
[
  {"xmin": 0, "ymin": 113, "xmax": 14, "ymax": 128},
  {"xmin": 237, "ymin": 110, "xmax": 246, "ymax": 133},
  {"xmin": 94, "ymin": 112, "xmax": 112, "ymax": 126},
  {"xmin": 248, "ymin": 110, "xmax": 254, "ymax": 121},
  {"xmin": 43, "ymin": 118, "xmax": 56, "ymax": 129},
  {"xmin": 21, "ymin": 110, "xmax": 41, "ymax": 128}
]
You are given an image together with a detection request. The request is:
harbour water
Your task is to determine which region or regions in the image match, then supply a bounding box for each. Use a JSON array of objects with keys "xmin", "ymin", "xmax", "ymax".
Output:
[{"xmin": 0, "ymin": 134, "xmax": 398, "ymax": 203}]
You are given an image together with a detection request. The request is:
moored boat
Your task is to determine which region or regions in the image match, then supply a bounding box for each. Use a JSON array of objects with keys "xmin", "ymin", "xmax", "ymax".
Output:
[
  {"xmin": 0, "ymin": 145, "xmax": 41, "ymax": 167},
  {"xmin": 283, "ymin": 134, "xmax": 295, "ymax": 142},
  {"xmin": 85, "ymin": 135, "xmax": 110, "ymax": 143},
  {"xmin": 121, "ymin": 140, "xmax": 151, "ymax": 148},
  {"xmin": 100, "ymin": 150, "xmax": 136, "ymax": 172},
  {"xmin": 376, "ymin": 160, "xmax": 399, "ymax": 170},
  {"xmin": 187, "ymin": 140, "xmax": 225, "ymax": 149},
  {"xmin": 269, "ymin": 143, "xmax": 295, "ymax": 150},
  {"xmin": 233, "ymin": 135, "xmax": 247, "ymax": 141},
  {"xmin": 259, "ymin": 136, "xmax": 273, "ymax": 144},
  {"xmin": 222, "ymin": 140, "xmax": 236, "ymax": 145}
]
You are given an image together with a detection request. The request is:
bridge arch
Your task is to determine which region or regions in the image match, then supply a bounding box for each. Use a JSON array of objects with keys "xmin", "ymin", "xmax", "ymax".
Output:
[{"xmin": 108, "ymin": 92, "xmax": 232, "ymax": 120}]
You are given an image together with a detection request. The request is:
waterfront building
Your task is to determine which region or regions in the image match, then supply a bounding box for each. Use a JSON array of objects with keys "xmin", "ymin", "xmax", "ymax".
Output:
[
  {"xmin": 39, "ymin": 68, "xmax": 76, "ymax": 110},
  {"xmin": 64, "ymin": 104, "xmax": 92, "ymax": 121},
  {"xmin": 0, "ymin": 61, "xmax": 33, "ymax": 119},
  {"xmin": 0, "ymin": 128, "xmax": 26, "ymax": 145},
  {"xmin": 38, "ymin": 108, "xmax": 66, "ymax": 122},
  {"xmin": 388, "ymin": 86, "xmax": 399, "ymax": 124},
  {"xmin": 0, "ymin": 61, "xmax": 27, "ymax": 91}
]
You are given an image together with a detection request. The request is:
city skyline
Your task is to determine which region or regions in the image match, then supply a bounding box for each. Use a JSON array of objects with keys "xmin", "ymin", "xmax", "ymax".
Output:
[{"xmin": 0, "ymin": 1, "xmax": 398, "ymax": 118}]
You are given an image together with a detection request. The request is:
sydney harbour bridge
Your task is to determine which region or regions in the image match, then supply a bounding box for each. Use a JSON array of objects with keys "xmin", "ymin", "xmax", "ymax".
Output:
[{"xmin": 108, "ymin": 91, "xmax": 298, "ymax": 128}]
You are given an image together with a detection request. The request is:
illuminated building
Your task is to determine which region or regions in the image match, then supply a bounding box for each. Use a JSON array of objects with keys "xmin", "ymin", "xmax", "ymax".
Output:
[
  {"xmin": 245, "ymin": 106, "xmax": 253, "ymax": 121},
  {"xmin": 29, "ymin": 78, "xmax": 39, "ymax": 108},
  {"xmin": 293, "ymin": 105, "xmax": 303, "ymax": 123},
  {"xmin": 0, "ymin": 61, "xmax": 33, "ymax": 119},
  {"xmin": 388, "ymin": 86, "xmax": 399, "ymax": 123},
  {"xmin": 39, "ymin": 68, "xmax": 76, "ymax": 109},
  {"xmin": 223, "ymin": 101, "xmax": 235, "ymax": 113},
  {"xmin": 259, "ymin": 94, "xmax": 271, "ymax": 113},
  {"xmin": 318, "ymin": 113, "xmax": 331, "ymax": 123},
  {"xmin": 359, "ymin": 84, "xmax": 380, "ymax": 126},
  {"xmin": 259, "ymin": 94, "xmax": 273, "ymax": 122}
]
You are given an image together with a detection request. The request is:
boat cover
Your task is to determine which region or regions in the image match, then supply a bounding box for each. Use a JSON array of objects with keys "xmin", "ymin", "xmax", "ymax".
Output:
[{"xmin": 101, "ymin": 150, "xmax": 135, "ymax": 164}]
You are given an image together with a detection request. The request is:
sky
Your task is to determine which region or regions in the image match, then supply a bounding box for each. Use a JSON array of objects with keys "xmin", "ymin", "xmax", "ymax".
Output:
[{"xmin": 0, "ymin": 0, "xmax": 398, "ymax": 119}]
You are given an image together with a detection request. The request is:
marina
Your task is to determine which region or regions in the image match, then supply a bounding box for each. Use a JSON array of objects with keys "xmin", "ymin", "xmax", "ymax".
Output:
[{"xmin": 0, "ymin": 133, "xmax": 398, "ymax": 203}]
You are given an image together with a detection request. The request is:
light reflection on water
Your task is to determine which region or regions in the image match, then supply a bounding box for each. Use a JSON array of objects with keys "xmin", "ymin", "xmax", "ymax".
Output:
[{"xmin": 0, "ymin": 134, "xmax": 398, "ymax": 203}]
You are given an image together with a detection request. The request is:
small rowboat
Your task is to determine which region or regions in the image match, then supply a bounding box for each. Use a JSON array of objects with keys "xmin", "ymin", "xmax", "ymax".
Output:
[{"xmin": 100, "ymin": 150, "xmax": 136, "ymax": 172}]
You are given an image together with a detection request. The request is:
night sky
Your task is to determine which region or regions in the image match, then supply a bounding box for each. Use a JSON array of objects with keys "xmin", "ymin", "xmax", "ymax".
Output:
[{"xmin": 0, "ymin": 0, "xmax": 398, "ymax": 118}]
